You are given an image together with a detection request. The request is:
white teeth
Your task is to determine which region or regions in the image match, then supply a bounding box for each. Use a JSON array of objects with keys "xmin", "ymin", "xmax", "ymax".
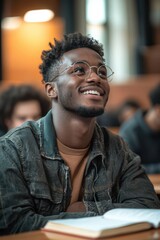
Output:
[{"xmin": 83, "ymin": 90, "xmax": 100, "ymax": 96}]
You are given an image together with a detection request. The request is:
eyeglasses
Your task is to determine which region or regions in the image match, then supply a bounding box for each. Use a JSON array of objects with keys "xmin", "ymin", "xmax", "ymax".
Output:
[{"xmin": 52, "ymin": 61, "xmax": 114, "ymax": 82}]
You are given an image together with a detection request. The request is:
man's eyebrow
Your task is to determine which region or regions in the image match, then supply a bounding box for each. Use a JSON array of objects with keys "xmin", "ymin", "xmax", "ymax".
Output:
[{"xmin": 72, "ymin": 60, "xmax": 105, "ymax": 66}]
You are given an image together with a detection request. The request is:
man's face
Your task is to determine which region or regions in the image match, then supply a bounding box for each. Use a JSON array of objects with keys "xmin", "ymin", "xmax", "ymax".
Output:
[
  {"xmin": 52, "ymin": 48, "xmax": 110, "ymax": 118},
  {"xmin": 5, "ymin": 100, "xmax": 42, "ymax": 129}
]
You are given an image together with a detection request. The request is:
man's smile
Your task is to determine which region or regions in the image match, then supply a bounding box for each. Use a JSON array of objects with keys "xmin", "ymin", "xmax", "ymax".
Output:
[
  {"xmin": 79, "ymin": 86, "xmax": 105, "ymax": 96},
  {"xmin": 82, "ymin": 90, "xmax": 100, "ymax": 96}
]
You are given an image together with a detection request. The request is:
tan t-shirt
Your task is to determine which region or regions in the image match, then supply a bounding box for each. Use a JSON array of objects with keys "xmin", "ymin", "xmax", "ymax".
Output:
[{"xmin": 57, "ymin": 139, "xmax": 89, "ymax": 204}]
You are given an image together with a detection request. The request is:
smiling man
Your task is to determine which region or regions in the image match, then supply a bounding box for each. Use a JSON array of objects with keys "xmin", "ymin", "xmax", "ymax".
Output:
[{"xmin": 0, "ymin": 32, "xmax": 160, "ymax": 236}]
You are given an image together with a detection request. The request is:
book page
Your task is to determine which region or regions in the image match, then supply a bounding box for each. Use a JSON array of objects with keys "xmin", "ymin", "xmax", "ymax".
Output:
[
  {"xmin": 103, "ymin": 209, "xmax": 160, "ymax": 227},
  {"xmin": 48, "ymin": 215, "xmax": 149, "ymax": 232}
]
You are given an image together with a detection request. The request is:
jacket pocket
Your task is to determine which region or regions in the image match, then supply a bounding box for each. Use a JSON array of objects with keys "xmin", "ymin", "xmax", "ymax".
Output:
[
  {"xmin": 29, "ymin": 181, "xmax": 63, "ymax": 215},
  {"xmin": 94, "ymin": 185, "xmax": 112, "ymax": 202}
]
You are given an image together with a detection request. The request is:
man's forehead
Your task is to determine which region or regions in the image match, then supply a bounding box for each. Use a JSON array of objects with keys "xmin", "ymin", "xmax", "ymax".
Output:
[{"xmin": 60, "ymin": 47, "xmax": 103, "ymax": 65}]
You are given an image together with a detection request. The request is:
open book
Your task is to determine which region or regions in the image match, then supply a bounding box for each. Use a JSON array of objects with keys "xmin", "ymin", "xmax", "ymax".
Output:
[{"xmin": 42, "ymin": 208, "xmax": 160, "ymax": 239}]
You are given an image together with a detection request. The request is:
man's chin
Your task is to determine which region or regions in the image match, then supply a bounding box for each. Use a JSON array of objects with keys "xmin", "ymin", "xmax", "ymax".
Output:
[{"xmin": 77, "ymin": 107, "xmax": 104, "ymax": 118}]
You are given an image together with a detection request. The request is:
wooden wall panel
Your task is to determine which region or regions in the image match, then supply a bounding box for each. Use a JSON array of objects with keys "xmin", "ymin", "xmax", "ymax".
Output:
[{"xmin": 107, "ymin": 74, "xmax": 160, "ymax": 111}]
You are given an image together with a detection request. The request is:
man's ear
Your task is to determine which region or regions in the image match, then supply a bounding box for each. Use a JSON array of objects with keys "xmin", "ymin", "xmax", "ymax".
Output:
[{"xmin": 45, "ymin": 83, "xmax": 57, "ymax": 99}]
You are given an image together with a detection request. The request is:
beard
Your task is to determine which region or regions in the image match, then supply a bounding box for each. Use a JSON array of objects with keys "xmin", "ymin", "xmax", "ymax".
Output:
[
  {"xmin": 57, "ymin": 85, "xmax": 106, "ymax": 118},
  {"xmin": 63, "ymin": 104, "xmax": 104, "ymax": 117}
]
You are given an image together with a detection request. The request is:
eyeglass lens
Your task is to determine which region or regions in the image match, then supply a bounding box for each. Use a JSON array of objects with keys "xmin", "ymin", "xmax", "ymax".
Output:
[{"xmin": 72, "ymin": 62, "xmax": 113, "ymax": 80}]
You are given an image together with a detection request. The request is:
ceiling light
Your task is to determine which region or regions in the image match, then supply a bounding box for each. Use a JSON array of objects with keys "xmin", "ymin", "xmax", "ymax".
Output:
[
  {"xmin": 24, "ymin": 9, "xmax": 54, "ymax": 23},
  {"xmin": 1, "ymin": 17, "xmax": 22, "ymax": 29}
]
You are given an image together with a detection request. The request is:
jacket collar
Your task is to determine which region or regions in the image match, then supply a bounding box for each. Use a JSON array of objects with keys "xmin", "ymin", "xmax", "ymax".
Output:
[
  {"xmin": 38, "ymin": 110, "xmax": 60, "ymax": 160},
  {"xmin": 38, "ymin": 110, "xmax": 106, "ymax": 161}
]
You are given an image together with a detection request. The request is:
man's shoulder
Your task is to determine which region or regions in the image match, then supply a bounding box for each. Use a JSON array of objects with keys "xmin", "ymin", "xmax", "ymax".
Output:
[
  {"xmin": 100, "ymin": 126, "xmax": 138, "ymax": 166},
  {"xmin": 0, "ymin": 120, "xmax": 40, "ymax": 144},
  {"xmin": 100, "ymin": 126, "xmax": 124, "ymax": 147}
]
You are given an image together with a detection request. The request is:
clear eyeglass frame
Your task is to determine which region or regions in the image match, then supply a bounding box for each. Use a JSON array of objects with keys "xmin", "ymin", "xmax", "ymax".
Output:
[{"xmin": 52, "ymin": 61, "xmax": 114, "ymax": 82}]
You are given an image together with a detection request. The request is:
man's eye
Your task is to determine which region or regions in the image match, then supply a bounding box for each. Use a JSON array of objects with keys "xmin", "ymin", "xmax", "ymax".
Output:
[
  {"xmin": 73, "ymin": 67, "xmax": 85, "ymax": 75},
  {"xmin": 99, "ymin": 70, "xmax": 107, "ymax": 77},
  {"xmin": 17, "ymin": 116, "xmax": 26, "ymax": 121}
]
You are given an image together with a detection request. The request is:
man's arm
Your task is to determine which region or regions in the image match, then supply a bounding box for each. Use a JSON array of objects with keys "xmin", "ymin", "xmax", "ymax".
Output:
[
  {"xmin": 83, "ymin": 140, "xmax": 160, "ymax": 215},
  {"xmin": 0, "ymin": 139, "xmax": 95, "ymax": 235}
]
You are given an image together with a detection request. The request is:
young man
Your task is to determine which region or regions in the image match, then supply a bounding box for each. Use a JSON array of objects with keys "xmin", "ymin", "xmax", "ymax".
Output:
[
  {"xmin": 0, "ymin": 33, "xmax": 159, "ymax": 236},
  {"xmin": 119, "ymin": 84, "xmax": 160, "ymax": 173}
]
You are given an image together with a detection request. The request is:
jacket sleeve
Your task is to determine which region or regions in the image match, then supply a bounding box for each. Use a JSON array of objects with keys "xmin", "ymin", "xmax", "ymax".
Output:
[
  {"xmin": 84, "ymin": 134, "xmax": 160, "ymax": 214},
  {"xmin": 0, "ymin": 138, "xmax": 95, "ymax": 236}
]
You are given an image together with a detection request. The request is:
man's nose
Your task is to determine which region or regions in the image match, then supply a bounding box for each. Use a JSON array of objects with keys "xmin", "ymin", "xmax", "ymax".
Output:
[{"xmin": 87, "ymin": 67, "xmax": 100, "ymax": 81}]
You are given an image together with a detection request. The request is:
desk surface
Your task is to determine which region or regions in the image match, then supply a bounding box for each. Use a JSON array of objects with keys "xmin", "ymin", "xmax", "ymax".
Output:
[{"xmin": 0, "ymin": 229, "xmax": 160, "ymax": 240}]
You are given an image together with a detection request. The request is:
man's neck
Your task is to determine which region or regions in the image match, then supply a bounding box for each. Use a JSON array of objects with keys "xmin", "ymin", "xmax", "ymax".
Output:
[{"xmin": 52, "ymin": 110, "xmax": 96, "ymax": 149}]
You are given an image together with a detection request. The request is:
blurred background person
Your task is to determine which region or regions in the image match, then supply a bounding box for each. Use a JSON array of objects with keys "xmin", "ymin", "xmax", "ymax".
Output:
[
  {"xmin": 96, "ymin": 110, "xmax": 120, "ymax": 128},
  {"xmin": 0, "ymin": 84, "xmax": 51, "ymax": 136},
  {"xmin": 117, "ymin": 99, "xmax": 141, "ymax": 125},
  {"xmin": 119, "ymin": 83, "xmax": 160, "ymax": 174},
  {"xmin": 97, "ymin": 99, "xmax": 141, "ymax": 128}
]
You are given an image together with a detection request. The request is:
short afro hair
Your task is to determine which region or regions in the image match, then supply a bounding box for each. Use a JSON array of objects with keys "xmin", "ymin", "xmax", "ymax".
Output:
[
  {"xmin": 39, "ymin": 32, "xmax": 105, "ymax": 83},
  {"xmin": 149, "ymin": 83, "xmax": 160, "ymax": 106}
]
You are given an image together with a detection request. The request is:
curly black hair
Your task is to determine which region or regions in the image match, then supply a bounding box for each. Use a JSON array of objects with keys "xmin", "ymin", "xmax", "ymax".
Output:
[
  {"xmin": 39, "ymin": 32, "xmax": 105, "ymax": 83},
  {"xmin": 0, "ymin": 84, "xmax": 51, "ymax": 131}
]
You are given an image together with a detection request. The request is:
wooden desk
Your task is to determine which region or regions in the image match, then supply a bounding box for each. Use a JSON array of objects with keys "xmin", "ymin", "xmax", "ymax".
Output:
[
  {"xmin": 0, "ymin": 229, "xmax": 160, "ymax": 240},
  {"xmin": 148, "ymin": 174, "xmax": 160, "ymax": 195}
]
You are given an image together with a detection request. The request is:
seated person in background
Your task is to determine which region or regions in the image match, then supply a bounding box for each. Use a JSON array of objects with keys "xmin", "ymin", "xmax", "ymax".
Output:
[
  {"xmin": 0, "ymin": 84, "xmax": 51, "ymax": 136},
  {"xmin": 119, "ymin": 84, "xmax": 160, "ymax": 174},
  {"xmin": 96, "ymin": 109, "xmax": 120, "ymax": 127},
  {"xmin": 97, "ymin": 99, "xmax": 140, "ymax": 128},
  {"xmin": 117, "ymin": 99, "xmax": 141, "ymax": 125},
  {"xmin": 0, "ymin": 32, "xmax": 159, "ymax": 236}
]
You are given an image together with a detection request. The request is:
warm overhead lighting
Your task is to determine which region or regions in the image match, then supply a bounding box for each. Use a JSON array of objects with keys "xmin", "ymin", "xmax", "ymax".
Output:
[
  {"xmin": 24, "ymin": 9, "xmax": 54, "ymax": 22},
  {"xmin": 1, "ymin": 17, "xmax": 22, "ymax": 29}
]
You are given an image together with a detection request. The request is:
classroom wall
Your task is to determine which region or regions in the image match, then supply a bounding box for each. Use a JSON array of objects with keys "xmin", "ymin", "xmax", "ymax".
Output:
[
  {"xmin": 107, "ymin": 74, "xmax": 160, "ymax": 111},
  {"xmin": 1, "ymin": 17, "xmax": 64, "ymax": 88}
]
